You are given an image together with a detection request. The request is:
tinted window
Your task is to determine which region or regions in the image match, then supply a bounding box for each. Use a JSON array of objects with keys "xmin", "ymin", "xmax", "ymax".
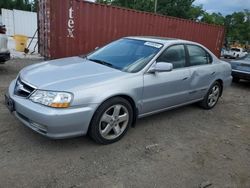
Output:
[
  {"xmin": 87, "ymin": 39, "xmax": 162, "ymax": 73},
  {"xmin": 157, "ymin": 45, "xmax": 186, "ymax": 69},
  {"xmin": 187, "ymin": 45, "xmax": 212, "ymax": 66},
  {"xmin": 231, "ymin": 48, "xmax": 240, "ymax": 52}
]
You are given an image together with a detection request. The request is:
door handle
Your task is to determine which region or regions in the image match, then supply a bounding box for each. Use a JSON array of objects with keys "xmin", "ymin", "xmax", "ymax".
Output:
[{"xmin": 182, "ymin": 77, "xmax": 189, "ymax": 80}]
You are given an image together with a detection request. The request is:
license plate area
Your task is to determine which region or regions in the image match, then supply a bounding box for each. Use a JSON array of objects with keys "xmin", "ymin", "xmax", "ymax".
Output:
[{"xmin": 5, "ymin": 94, "xmax": 15, "ymax": 112}]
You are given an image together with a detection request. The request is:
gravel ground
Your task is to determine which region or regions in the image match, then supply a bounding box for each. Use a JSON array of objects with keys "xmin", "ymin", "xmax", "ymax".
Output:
[{"xmin": 0, "ymin": 59, "xmax": 250, "ymax": 188}]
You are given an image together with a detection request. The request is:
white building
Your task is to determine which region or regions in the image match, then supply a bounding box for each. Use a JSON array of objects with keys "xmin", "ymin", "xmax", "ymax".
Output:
[{"xmin": 1, "ymin": 8, "xmax": 37, "ymax": 38}]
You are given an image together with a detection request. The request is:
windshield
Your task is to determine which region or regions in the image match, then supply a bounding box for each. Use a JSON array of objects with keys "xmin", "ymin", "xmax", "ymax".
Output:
[
  {"xmin": 231, "ymin": 48, "xmax": 240, "ymax": 52},
  {"xmin": 87, "ymin": 38, "xmax": 163, "ymax": 73}
]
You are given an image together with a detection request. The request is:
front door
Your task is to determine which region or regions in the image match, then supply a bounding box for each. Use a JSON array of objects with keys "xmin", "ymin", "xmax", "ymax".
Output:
[{"xmin": 142, "ymin": 44, "xmax": 191, "ymax": 114}]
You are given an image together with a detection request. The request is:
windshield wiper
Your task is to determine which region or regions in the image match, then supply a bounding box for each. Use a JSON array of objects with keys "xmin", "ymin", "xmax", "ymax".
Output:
[
  {"xmin": 79, "ymin": 54, "xmax": 87, "ymax": 58},
  {"xmin": 88, "ymin": 58, "xmax": 114, "ymax": 68}
]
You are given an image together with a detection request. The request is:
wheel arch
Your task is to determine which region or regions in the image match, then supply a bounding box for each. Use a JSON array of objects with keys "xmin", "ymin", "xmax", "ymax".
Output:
[
  {"xmin": 89, "ymin": 94, "xmax": 138, "ymax": 132},
  {"xmin": 116, "ymin": 94, "xmax": 138, "ymax": 126},
  {"xmin": 215, "ymin": 79, "xmax": 223, "ymax": 96}
]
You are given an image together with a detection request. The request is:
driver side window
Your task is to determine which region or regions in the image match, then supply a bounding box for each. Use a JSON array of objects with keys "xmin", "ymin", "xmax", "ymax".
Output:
[{"xmin": 156, "ymin": 45, "xmax": 186, "ymax": 69}]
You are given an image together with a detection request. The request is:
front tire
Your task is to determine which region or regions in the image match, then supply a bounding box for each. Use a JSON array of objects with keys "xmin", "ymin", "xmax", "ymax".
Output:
[
  {"xmin": 199, "ymin": 81, "xmax": 221, "ymax": 109},
  {"xmin": 89, "ymin": 97, "xmax": 133, "ymax": 144}
]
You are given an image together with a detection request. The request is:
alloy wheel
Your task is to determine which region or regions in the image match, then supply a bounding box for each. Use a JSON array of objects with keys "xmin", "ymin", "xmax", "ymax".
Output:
[
  {"xmin": 99, "ymin": 104, "xmax": 129, "ymax": 140},
  {"xmin": 208, "ymin": 85, "xmax": 220, "ymax": 107}
]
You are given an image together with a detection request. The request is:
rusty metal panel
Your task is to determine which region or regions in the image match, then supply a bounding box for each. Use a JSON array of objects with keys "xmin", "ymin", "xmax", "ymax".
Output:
[
  {"xmin": 38, "ymin": 0, "xmax": 225, "ymax": 59},
  {"xmin": 38, "ymin": 0, "xmax": 51, "ymax": 58}
]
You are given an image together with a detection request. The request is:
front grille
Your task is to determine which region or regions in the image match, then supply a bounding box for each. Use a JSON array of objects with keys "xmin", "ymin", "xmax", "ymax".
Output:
[{"xmin": 14, "ymin": 77, "xmax": 36, "ymax": 97}]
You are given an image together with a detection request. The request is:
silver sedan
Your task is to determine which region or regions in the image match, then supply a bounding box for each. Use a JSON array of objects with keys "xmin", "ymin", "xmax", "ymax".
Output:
[{"xmin": 5, "ymin": 37, "xmax": 232, "ymax": 144}]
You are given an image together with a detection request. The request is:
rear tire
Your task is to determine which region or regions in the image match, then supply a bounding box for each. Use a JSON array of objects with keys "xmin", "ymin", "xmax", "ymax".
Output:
[
  {"xmin": 199, "ymin": 81, "xmax": 221, "ymax": 109},
  {"xmin": 89, "ymin": 97, "xmax": 133, "ymax": 144}
]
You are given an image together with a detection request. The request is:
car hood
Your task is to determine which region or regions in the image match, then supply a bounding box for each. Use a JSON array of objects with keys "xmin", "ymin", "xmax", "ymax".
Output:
[{"xmin": 19, "ymin": 56, "xmax": 128, "ymax": 90}]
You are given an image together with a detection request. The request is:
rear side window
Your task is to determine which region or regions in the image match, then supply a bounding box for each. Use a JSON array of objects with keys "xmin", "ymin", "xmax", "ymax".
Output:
[
  {"xmin": 157, "ymin": 45, "xmax": 186, "ymax": 69},
  {"xmin": 187, "ymin": 45, "xmax": 212, "ymax": 66}
]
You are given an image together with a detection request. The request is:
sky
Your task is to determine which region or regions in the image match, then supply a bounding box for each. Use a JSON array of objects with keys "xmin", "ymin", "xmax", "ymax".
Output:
[
  {"xmin": 86, "ymin": 0, "xmax": 250, "ymax": 15},
  {"xmin": 194, "ymin": 0, "xmax": 250, "ymax": 15}
]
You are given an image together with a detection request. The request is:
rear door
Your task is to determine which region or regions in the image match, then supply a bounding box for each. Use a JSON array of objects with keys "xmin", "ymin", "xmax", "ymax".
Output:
[
  {"xmin": 186, "ymin": 44, "xmax": 217, "ymax": 100},
  {"xmin": 142, "ymin": 44, "xmax": 191, "ymax": 114}
]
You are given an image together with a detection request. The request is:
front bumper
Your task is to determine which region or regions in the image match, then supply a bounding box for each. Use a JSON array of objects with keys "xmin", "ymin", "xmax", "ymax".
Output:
[
  {"xmin": 0, "ymin": 51, "xmax": 10, "ymax": 63},
  {"xmin": 232, "ymin": 69, "xmax": 250, "ymax": 81},
  {"xmin": 7, "ymin": 80, "xmax": 98, "ymax": 139}
]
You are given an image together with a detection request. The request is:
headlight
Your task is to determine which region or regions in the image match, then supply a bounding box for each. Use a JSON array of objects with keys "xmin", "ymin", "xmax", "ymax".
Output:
[{"xmin": 29, "ymin": 90, "xmax": 73, "ymax": 108}]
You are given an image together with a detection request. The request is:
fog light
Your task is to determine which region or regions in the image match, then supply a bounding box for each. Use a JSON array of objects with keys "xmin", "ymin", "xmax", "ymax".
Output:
[{"xmin": 30, "ymin": 121, "xmax": 47, "ymax": 133}]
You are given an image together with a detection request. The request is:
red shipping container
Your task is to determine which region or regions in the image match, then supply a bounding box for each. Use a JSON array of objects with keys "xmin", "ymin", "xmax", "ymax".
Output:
[{"xmin": 38, "ymin": 0, "xmax": 225, "ymax": 59}]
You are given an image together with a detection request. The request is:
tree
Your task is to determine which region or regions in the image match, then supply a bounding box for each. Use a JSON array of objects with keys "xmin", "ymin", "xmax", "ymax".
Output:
[
  {"xmin": 0, "ymin": 0, "xmax": 15, "ymax": 12},
  {"xmin": 157, "ymin": 0, "xmax": 194, "ymax": 19},
  {"xmin": 201, "ymin": 12, "xmax": 225, "ymax": 25},
  {"xmin": 97, "ymin": 0, "xmax": 154, "ymax": 12},
  {"xmin": 226, "ymin": 10, "xmax": 250, "ymax": 43},
  {"xmin": 97, "ymin": 0, "xmax": 200, "ymax": 19},
  {"xmin": 31, "ymin": 0, "xmax": 38, "ymax": 11},
  {"xmin": 0, "ymin": 0, "xmax": 33, "ymax": 13},
  {"xmin": 188, "ymin": 5, "xmax": 204, "ymax": 21}
]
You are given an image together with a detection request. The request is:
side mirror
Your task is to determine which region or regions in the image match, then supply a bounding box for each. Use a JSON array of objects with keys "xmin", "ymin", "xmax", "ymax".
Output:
[{"xmin": 148, "ymin": 62, "xmax": 173, "ymax": 73}]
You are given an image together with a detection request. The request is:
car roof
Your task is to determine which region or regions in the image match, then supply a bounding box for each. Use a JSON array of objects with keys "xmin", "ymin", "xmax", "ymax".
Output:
[
  {"xmin": 126, "ymin": 36, "xmax": 188, "ymax": 45},
  {"xmin": 126, "ymin": 36, "xmax": 217, "ymax": 58}
]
